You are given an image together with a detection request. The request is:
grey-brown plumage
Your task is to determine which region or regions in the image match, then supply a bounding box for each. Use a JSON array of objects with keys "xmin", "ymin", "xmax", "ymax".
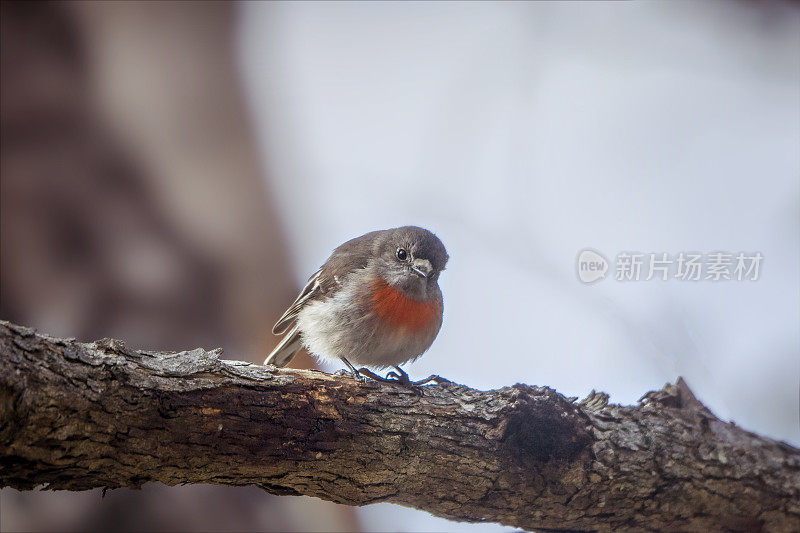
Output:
[{"xmin": 264, "ymin": 226, "xmax": 448, "ymax": 371}]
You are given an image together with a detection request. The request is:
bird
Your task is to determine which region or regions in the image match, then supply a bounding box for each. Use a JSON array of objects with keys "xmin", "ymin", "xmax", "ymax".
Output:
[{"xmin": 264, "ymin": 226, "xmax": 448, "ymax": 385}]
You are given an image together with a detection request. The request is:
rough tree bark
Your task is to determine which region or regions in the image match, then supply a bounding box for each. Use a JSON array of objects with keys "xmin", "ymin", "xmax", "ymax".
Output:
[{"xmin": 1, "ymin": 320, "xmax": 798, "ymax": 532}]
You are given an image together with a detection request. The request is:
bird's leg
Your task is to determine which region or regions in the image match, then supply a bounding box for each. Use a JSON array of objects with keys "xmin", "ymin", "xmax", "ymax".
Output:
[
  {"xmin": 339, "ymin": 358, "xmax": 403, "ymax": 386},
  {"xmin": 340, "ymin": 357, "xmax": 367, "ymax": 382},
  {"xmin": 356, "ymin": 366, "xmax": 419, "ymax": 394},
  {"xmin": 388, "ymin": 366, "xmax": 452, "ymax": 386},
  {"xmin": 354, "ymin": 365, "xmax": 446, "ymax": 389},
  {"xmin": 386, "ymin": 365, "xmax": 412, "ymax": 386},
  {"xmin": 353, "ymin": 365, "xmax": 412, "ymax": 386},
  {"xmin": 355, "ymin": 367, "xmax": 394, "ymax": 383},
  {"xmin": 347, "ymin": 362, "xmax": 451, "ymax": 390},
  {"xmin": 350, "ymin": 364, "xmax": 409, "ymax": 385}
]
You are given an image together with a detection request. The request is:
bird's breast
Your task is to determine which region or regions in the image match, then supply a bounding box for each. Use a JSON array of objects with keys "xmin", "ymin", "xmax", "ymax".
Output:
[{"xmin": 369, "ymin": 278, "xmax": 441, "ymax": 332}]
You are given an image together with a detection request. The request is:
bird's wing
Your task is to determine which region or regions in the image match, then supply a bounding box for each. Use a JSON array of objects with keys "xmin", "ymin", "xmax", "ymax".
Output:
[
  {"xmin": 271, "ymin": 231, "xmax": 381, "ymax": 335},
  {"xmin": 272, "ymin": 269, "xmax": 323, "ymax": 334}
]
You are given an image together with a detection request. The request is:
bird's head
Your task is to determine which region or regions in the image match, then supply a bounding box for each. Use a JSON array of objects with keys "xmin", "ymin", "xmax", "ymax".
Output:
[{"xmin": 372, "ymin": 226, "xmax": 448, "ymax": 301}]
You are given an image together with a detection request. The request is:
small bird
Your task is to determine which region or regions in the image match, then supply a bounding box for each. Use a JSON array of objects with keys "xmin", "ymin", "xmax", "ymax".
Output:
[{"xmin": 264, "ymin": 226, "xmax": 448, "ymax": 384}]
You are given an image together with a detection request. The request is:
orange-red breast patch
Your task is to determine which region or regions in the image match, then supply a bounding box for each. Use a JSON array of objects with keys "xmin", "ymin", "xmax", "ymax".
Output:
[{"xmin": 370, "ymin": 278, "xmax": 440, "ymax": 332}]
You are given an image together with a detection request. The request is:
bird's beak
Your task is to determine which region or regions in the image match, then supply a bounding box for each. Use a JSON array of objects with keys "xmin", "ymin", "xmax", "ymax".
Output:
[{"xmin": 411, "ymin": 258, "xmax": 432, "ymax": 278}]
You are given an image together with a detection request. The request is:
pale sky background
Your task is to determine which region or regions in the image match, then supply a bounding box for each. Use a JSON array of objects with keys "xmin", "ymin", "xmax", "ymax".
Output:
[{"xmin": 237, "ymin": 2, "xmax": 799, "ymax": 531}]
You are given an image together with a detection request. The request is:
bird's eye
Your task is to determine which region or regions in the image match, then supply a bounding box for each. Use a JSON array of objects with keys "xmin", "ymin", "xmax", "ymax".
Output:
[{"xmin": 396, "ymin": 248, "xmax": 408, "ymax": 261}]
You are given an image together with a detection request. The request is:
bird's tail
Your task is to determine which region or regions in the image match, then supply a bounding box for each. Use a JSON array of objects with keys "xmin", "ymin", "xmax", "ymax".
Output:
[{"xmin": 263, "ymin": 325, "xmax": 303, "ymax": 368}]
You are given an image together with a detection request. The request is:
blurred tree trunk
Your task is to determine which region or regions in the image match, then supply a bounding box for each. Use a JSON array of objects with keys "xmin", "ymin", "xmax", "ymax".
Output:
[
  {"xmin": 0, "ymin": 1, "xmax": 349, "ymax": 531},
  {"xmin": 2, "ymin": 320, "xmax": 798, "ymax": 533}
]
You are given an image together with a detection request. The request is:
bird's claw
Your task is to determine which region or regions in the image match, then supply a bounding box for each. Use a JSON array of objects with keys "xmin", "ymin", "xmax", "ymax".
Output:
[
  {"xmin": 355, "ymin": 367, "xmax": 396, "ymax": 383},
  {"xmin": 339, "ymin": 357, "xmax": 370, "ymax": 383},
  {"xmin": 357, "ymin": 367, "xmax": 420, "ymax": 394},
  {"xmin": 339, "ymin": 356, "xmax": 449, "ymax": 389},
  {"xmin": 413, "ymin": 374, "xmax": 451, "ymax": 386},
  {"xmin": 355, "ymin": 367, "xmax": 450, "ymax": 391}
]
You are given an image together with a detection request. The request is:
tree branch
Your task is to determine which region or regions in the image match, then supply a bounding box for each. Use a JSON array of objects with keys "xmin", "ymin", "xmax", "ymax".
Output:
[{"xmin": 1, "ymin": 320, "xmax": 797, "ymax": 532}]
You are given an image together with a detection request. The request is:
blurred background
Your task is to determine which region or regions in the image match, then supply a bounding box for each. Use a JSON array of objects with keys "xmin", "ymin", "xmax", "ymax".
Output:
[{"xmin": 1, "ymin": 1, "xmax": 798, "ymax": 531}]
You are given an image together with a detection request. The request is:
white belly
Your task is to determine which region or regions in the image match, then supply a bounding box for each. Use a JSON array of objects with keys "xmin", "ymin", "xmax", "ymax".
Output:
[{"xmin": 296, "ymin": 281, "xmax": 440, "ymax": 368}]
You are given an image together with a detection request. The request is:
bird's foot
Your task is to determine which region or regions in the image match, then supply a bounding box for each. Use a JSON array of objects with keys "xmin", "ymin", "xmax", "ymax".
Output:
[
  {"xmin": 356, "ymin": 366, "xmax": 451, "ymax": 390},
  {"xmin": 410, "ymin": 374, "xmax": 452, "ymax": 386},
  {"xmin": 357, "ymin": 367, "xmax": 420, "ymax": 395},
  {"xmin": 387, "ymin": 366, "xmax": 452, "ymax": 386},
  {"xmin": 339, "ymin": 358, "xmax": 368, "ymax": 383},
  {"xmin": 355, "ymin": 367, "xmax": 405, "ymax": 385}
]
